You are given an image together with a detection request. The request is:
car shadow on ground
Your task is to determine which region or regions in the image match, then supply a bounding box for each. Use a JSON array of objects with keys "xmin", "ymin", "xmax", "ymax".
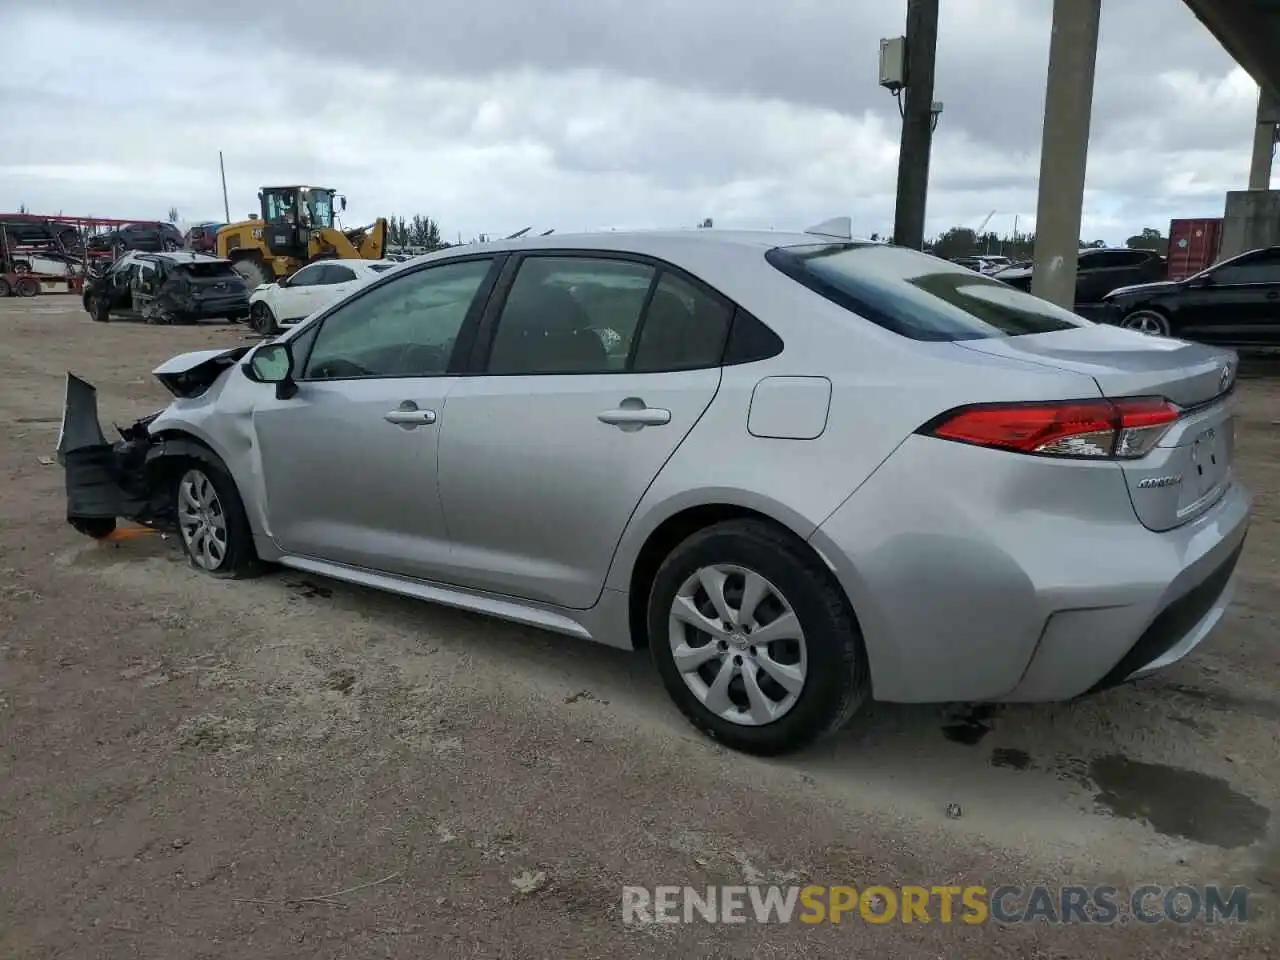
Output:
[{"xmin": 79, "ymin": 531, "xmax": 1278, "ymax": 871}]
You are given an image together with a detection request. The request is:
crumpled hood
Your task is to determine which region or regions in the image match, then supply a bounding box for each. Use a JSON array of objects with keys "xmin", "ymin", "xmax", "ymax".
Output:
[{"xmin": 153, "ymin": 344, "xmax": 252, "ymax": 399}]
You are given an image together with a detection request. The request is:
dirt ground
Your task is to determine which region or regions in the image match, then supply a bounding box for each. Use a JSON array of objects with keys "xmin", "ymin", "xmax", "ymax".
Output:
[{"xmin": 1, "ymin": 295, "xmax": 1279, "ymax": 959}]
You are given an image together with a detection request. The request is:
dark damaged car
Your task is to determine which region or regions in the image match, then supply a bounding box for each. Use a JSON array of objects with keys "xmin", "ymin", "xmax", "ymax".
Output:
[{"xmin": 82, "ymin": 251, "xmax": 250, "ymax": 325}]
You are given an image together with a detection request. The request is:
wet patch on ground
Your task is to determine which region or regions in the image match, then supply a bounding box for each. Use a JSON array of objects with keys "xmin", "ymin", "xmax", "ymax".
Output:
[
  {"xmin": 989, "ymin": 747, "xmax": 1032, "ymax": 770},
  {"xmin": 1088, "ymin": 754, "xmax": 1270, "ymax": 849},
  {"xmin": 940, "ymin": 704, "xmax": 1001, "ymax": 745}
]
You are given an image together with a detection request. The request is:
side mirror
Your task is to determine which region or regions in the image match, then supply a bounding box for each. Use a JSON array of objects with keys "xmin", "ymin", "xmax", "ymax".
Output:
[
  {"xmin": 245, "ymin": 342, "xmax": 297, "ymax": 398},
  {"xmin": 277, "ymin": 276, "xmax": 290, "ymax": 288},
  {"xmin": 340, "ymin": 196, "xmax": 348, "ymax": 211}
]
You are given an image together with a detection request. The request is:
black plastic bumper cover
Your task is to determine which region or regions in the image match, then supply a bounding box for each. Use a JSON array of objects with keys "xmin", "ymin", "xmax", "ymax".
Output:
[{"xmin": 57, "ymin": 373, "xmax": 170, "ymax": 528}]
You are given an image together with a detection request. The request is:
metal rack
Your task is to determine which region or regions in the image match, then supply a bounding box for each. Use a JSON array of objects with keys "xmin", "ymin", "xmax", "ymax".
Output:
[{"xmin": 0, "ymin": 213, "xmax": 172, "ymax": 298}]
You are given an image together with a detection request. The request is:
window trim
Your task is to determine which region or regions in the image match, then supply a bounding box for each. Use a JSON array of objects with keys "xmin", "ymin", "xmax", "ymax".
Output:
[
  {"xmin": 288, "ymin": 262, "xmax": 329, "ymax": 288},
  {"xmin": 292, "ymin": 252, "xmax": 505, "ymax": 382},
  {"xmin": 325, "ymin": 264, "xmax": 359, "ymax": 284},
  {"xmin": 462, "ymin": 248, "xmax": 741, "ymax": 377}
]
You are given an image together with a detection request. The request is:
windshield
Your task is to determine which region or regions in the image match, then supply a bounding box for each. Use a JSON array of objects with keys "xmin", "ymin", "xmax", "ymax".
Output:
[{"xmin": 767, "ymin": 243, "xmax": 1088, "ymax": 341}]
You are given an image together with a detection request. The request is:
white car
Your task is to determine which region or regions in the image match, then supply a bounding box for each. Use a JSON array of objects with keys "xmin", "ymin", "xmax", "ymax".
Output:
[{"xmin": 247, "ymin": 259, "xmax": 398, "ymax": 334}]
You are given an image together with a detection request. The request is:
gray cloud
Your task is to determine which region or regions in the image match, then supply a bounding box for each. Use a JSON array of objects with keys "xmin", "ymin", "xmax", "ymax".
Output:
[{"xmin": 0, "ymin": 0, "xmax": 1264, "ymax": 241}]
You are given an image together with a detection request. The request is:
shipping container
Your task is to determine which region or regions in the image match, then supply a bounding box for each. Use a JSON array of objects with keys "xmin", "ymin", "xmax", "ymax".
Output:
[{"xmin": 1165, "ymin": 217, "xmax": 1222, "ymax": 280}]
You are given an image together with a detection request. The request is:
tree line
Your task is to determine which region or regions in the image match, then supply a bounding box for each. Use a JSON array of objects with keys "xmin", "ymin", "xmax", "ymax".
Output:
[{"xmin": 925, "ymin": 225, "xmax": 1168, "ymax": 261}]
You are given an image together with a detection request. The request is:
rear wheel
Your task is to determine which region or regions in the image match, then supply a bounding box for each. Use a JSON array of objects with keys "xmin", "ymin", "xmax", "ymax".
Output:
[
  {"xmin": 647, "ymin": 519, "xmax": 869, "ymax": 756},
  {"xmin": 14, "ymin": 276, "xmax": 39, "ymax": 298},
  {"xmin": 173, "ymin": 453, "xmax": 265, "ymax": 580},
  {"xmin": 1121, "ymin": 309, "xmax": 1171, "ymax": 337},
  {"xmin": 249, "ymin": 301, "xmax": 279, "ymax": 336},
  {"xmin": 232, "ymin": 257, "xmax": 274, "ymax": 290},
  {"xmin": 0, "ymin": 278, "xmax": 10, "ymax": 298}
]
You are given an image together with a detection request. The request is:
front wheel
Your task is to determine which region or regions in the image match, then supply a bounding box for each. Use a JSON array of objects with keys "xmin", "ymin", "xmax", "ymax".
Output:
[
  {"xmin": 88, "ymin": 294, "xmax": 111, "ymax": 323},
  {"xmin": 648, "ymin": 519, "xmax": 869, "ymax": 756},
  {"xmin": 14, "ymin": 276, "xmax": 39, "ymax": 298},
  {"xmin": 249, "ymin": 301, "xmax": 279, "ymax": 335},
  {"xmin": 173, "ymin": 454, "xmax": 265, "ymax": 579},
  {"xmin": 1120, "ymin": 309, "xmax": 1171, "ymax": 337}
]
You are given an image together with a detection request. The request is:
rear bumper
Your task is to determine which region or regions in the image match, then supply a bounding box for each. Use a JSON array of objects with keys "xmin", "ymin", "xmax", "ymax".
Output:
[
  {"xmin": 809, "ymin": 434, "xmax": 1252, "ymax": 703},
  {"xmin": 190, "ymin": 297, "xmax": 249, "ymax": 319}
]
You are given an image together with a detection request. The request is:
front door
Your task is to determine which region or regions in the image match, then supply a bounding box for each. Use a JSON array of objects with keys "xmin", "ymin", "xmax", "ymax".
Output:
[
  {"xmin": 1179, "ymin": 248, "xmax": 1280, "ymax": 346},
  {"xmin": 251, "ymin": 256, "xmax": 499, "ymax": 578},
  {"xmin": 274, "ymin": 261, "xmax": 330, "ymax": 322},
  {"xmin": 436, "ymin": 254, "xmax": 732, "ymax": 609}
]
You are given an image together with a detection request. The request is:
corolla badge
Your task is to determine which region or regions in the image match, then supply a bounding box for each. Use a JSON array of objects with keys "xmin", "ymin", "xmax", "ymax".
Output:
[{"xmin": 1220, "ymin": 362, "xmax": 1235, "ymax": 394}]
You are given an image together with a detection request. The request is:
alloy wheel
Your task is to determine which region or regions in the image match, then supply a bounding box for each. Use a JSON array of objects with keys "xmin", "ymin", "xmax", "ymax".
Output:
[
  {"xmin": 1121, "ymin": 311, "xmax": 1170, "ymax": 336},
  {"xmin": 177, "ymin": 469, "xmax": 228, "ymax": 571},
  {"xmin": 667, "ymin": 564, "xmax": 807, "ymax": 726}
]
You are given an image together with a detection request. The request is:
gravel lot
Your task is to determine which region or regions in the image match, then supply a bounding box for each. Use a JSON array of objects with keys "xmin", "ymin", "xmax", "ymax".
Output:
[{"xmin": 1, "ymin": 295, "xmax": 1278, "ymax": 958}]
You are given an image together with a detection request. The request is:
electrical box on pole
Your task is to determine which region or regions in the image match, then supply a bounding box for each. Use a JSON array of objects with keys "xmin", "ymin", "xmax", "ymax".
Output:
[{"xmin": 879, "ymin": 36, "xmax": 906, "ymax": 92}]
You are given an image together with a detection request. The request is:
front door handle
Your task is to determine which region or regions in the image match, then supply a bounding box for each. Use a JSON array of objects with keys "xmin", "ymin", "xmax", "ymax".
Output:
[
  {"xmin": 598, "ymin": 400, "xmax": 671, "ymax": 429},
  {"xmin": 384, "ymin": 402, "xmax": 436, "ymax": 428}
]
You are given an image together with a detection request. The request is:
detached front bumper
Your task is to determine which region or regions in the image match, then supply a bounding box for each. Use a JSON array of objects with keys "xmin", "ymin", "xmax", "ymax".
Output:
[{"xmin": 56, "ymin": 374, "xmax": 171, "ymax": 534}]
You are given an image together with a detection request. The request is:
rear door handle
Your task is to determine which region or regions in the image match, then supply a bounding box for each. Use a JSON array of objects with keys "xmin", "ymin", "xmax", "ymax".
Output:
[
  {"xmin": 384, "ymin": 403, "xmax": 436, "ymax": 428},
  {"xmin": 598, "ymin": 402, "xmax": 671, "ymax": 428}
]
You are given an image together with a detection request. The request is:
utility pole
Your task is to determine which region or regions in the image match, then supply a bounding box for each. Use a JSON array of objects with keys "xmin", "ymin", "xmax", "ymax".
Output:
[
  {"xmin": 891, "ymin": 0, "xmax": 939, "ymax": 250},
  {"xmin": 219, "ymin": 151, "xmax": 231, "ymax": 222}
]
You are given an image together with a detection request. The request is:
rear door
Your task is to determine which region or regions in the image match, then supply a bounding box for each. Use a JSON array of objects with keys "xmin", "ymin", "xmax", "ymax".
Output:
[{"xmin": 435, "ymin": 253, "xmax": 731, "ymax": 609}]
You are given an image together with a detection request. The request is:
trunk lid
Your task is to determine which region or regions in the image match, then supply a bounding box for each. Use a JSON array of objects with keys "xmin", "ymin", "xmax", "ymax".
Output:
[{"xmin": 956, "ymin": 325, "xmax": 1238, "ymax": 531}]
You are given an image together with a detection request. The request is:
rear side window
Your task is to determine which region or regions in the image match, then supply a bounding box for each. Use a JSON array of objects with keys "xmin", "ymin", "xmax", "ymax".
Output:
[
  {"xmin": 766, "ymin": 243, "xmax": 1087, "ymax": 342},
  {"xmin": 631, "ymin": 271, "xmax": 732, "ymax": 372}
]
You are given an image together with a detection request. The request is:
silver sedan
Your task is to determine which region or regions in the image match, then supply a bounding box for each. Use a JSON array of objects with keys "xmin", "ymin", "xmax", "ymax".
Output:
[{"xmin": 59, "ymin": 229, "xmax": 1250, "ymax": 755}]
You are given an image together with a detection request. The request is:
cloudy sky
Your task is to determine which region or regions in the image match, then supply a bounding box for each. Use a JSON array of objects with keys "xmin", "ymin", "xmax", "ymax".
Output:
[{"xmin": 0, "ymin": 0, "xmax": 1264, "ymax": 244}]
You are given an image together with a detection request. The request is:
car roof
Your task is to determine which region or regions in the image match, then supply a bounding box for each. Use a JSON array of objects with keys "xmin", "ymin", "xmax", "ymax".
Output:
[
  {"xmin": 414, "ymin": 229, "xmax": 849, "ymax": 264},
  {"xmin": 132, "ymin": 251, "xmax": 231, "ymax": 265}
]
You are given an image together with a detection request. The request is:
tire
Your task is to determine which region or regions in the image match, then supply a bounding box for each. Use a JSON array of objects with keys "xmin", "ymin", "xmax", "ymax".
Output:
[
  {"xmin": 70, "ymin": 517, "xmax": 117, "ymax": 539},
  {"xmin": 172, "ymin": 451, "xmax": 265, "ymax": 580},
  {"xmin": 248, "ymin": 302, "xmax": 279, "ymax": 335},
  {"xmin": 1120, "ymin": 309, "xmax": 1171, "ymax": 337},
  {"xmin": 0, "ymin": 278, "xmax": 10, "ymax": 298},
  {"xmin": 232, "ymin": 257, "xmax": 274, "ymax": 290},
  {"xmin": 647, "ymin": 519, "xmax": 869, "ymax": 756},
  {"xmin": 88, "ymin": 294, "xmax": 111, "ymax": 323},
  {"xmin": 14, "ymin": 276, "xmax": 39, "ymax": 298}
]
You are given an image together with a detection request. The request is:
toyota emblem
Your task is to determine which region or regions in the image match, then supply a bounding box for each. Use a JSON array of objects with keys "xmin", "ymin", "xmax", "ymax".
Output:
[{"xmin": 1219, "ymin": 363, "xmax": 1234, "ymax": 393}]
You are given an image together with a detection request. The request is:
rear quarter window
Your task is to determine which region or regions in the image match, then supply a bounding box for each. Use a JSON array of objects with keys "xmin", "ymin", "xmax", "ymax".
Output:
[{"xmin": 766, "ymin": 243, "xmax": 1088, "ymax": 341}]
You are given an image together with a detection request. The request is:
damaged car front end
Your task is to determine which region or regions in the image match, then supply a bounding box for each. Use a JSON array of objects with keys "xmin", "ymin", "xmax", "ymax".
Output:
[{"xmin": 57, "ymin": 345, "xmax": 253, "ymax": 539}]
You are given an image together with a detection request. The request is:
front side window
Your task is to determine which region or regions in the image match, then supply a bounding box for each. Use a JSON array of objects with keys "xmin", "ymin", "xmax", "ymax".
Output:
[
  {"xmin": 288, "ymin": 263, "xmax": 327, "ymax": 287},
  {"xmin": 303, "ymin": 258, "xmax": 493, "ymax": 379},
  {"xmin": 1210, "ymin": 249, "xmax": 1280, "ymax": 286},
  {"xmin": 487, "ymin": 257, "xmax": 655, "ymax": 374},
  {"xmin": 767, "ymin": 243, "xmax": 1087, "ymax": 342}
]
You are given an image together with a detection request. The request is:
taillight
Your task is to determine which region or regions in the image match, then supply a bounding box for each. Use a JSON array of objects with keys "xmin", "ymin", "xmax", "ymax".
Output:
[{"xmin": 921, "ymin": 397, "xmax": 1180, "ymax": 459}]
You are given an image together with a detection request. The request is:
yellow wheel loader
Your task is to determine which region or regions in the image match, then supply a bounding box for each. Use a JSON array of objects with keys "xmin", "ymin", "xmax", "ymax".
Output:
[{"xmin": 215, "ymin": 185, "xmax": 388, "ymax": 289}]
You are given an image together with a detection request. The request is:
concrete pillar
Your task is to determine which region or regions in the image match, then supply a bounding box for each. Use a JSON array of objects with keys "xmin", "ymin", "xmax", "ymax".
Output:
[
  {"xmin": 1030, "ymin": 0, "xmax": 1101, "ymax": 309},
  {"xmin": 1248, "ymin": 88, "xmax": 1278, "ymax": 189}
]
